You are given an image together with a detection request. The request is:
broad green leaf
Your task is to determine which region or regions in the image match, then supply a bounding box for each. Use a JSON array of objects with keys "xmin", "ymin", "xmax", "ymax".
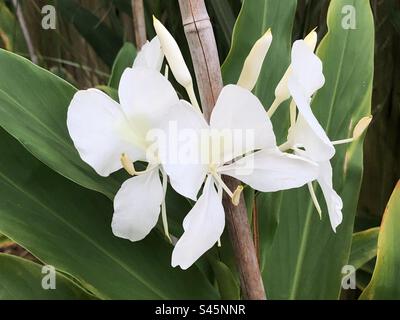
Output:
[
  {"xmin": 208, "ymin": 0, "xmax": 235, "ymax": 48},
  {"xmin": 0, "ymin": 129, "xmax": 218, "ymax": 299},
  {"xmin": 0, "ymin": 233, "xmax": 9, "ymax": 245},
  {"xmin": 57, "ymin": 0, "xmax": 123, "ymax": 66},
  {"xmin": 222, "ymin": 0, "xmax": 297, "ymax": 114},
  {"xmin": 261, "ymin": 0, "xmax": 374, "ymax": 299},
  {"xmin": 360, "ymin": 181, "xmax": 400, "ymax": 299},
  {"xmin": 108, "ymin": 43, "xmax": 137, "ymax": 89},
  {"xmin": 0, "ymin": 254, "xmax": 93, "ymax": 300},
  {"xmin": 0, "ymin": 48, "xmax": 120, "ymax": 199},
  {"xmin": 210, "ymin": 260, "xmax": 240, "ymax": 300},
  {"xmin": 349, "ymin": 227, "xmax": 379, "ymax": 272}
]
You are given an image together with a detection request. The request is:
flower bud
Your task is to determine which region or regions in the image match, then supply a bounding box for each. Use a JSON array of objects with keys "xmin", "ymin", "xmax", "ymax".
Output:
[
  {"xmin": 153, "ymin": 16, "xmax": 192, "ymax": 88},
  {"xmin": 304, "ymin": 28, "xmax": 318, "ymax": 52},
  {"xmin": 237, "ymin": 29, "xmax": 273, "ymax": 91},
  {"xmin": 353, "ymin": 116, "xmax": 372, "ymax": 139}
]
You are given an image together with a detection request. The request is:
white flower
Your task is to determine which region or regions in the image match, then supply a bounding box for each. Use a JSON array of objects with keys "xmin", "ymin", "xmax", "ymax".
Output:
[
  {"xmin": 237, "ymin": 29, "xmax": 273, "ymax": 91},
  {"xmin": 67, "ymin": 38, "xmax": 177, "ymax": 242},
  {"xmin": 286, "ymin": 115, "xmax": 343, "ymax": 231},
  {"xmin": 158, "ymin": 84, "xmax": 319, "ymax": 269}
]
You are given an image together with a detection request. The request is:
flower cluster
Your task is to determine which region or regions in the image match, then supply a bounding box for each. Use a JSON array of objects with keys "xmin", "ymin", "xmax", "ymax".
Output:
[{"xmin": 67, "ymin": 18, "xmax": 369, "ymax": 270}]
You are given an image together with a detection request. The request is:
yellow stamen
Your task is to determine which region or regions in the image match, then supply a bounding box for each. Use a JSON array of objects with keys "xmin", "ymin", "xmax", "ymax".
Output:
[
  {"xmin": 120, "ymin": 153, "xmax": 136, "ymax": 175},
  {"xmin": 232, "ymin": 185, "xmax": 244, "ymax": 206}
]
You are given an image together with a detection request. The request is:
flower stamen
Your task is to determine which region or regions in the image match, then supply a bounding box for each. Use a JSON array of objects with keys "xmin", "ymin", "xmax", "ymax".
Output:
[
  {"xmin": 120, "ymin": 153, "xmax": 158, "ymax": 176},
  {"xmin": 308, "ymin": 182, "xmax": 322, "ymax": 218}
]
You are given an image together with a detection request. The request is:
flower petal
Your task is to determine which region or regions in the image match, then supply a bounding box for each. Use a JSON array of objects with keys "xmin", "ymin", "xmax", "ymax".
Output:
[
  {"xmin": 288, "ymin": 114, "xmax": 335, "ymax": 161},
  {"xmin": 171, "ymin": 176, "xmax": 225, "ymax": 269},
  {"xmin": 158, "ymin": 100, "xmax": 208, "ymax": 200},
  {"xmin": 210, "ymin": 84, "xmax": 276, "ymax": 163},
  {"xmin": 118, "ymin": 67, "xmax": 179, "ymax": 123},
  {"xmin": 112, "ymin": 169, "xmax": 163, "ymax": 241},
  {"xmin": 317, "ymin": 161, "xmax": 343, "ymax": 232},
  {"xmin": 67, "ymin": 89, "xmax": 142, "ymax": 176},
  {"xmin": 133, "ymin": 36, "xmax": 164, "ymax": 71},
  {"xmin": 290, "ymin": 40, "xmax": 325, "ymax": 97},
  {"xmin": 219, "ymin": 147, "xmax": 318, "ymax": 192},
  {"xmin": 287, "ymin": 83, "xmax": 335, "ymax": 161}
]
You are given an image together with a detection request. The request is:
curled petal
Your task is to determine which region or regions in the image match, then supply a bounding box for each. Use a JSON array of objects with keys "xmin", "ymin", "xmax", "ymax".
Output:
[
  {"xmin": 112, "ymin": 169, "xmax": 163, "ymax": 242},
  {"xmin": 317, "ymin": 161, "xmax": 343, "ymax": 232},
  {"xmin": 172, "ymin": 176, "xmax": 225, "ymax": 269},
  {"xmin": 290, "ymin": 40, "xmax": 325, "ymax": 97},
  {"xmin": 288, "ymin": 114, "xmax": 335, "ymax": 162}
]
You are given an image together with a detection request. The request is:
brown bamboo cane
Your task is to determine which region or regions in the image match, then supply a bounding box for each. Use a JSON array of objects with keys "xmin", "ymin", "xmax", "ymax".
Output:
[
  {"xmin": 132, "ymin": 0, "xmax": 147, "ymax": 49},
  {"xmin": 178, "ymin": 0, "xmax": 266, "ymax": 300}
]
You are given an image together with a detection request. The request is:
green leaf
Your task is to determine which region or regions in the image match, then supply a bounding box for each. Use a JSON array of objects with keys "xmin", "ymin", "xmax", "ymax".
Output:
[
  {"xmin": 261, "ymin": 0, "xmax": 374, "ymax": 299},
  {"xmin": 210, "ymin": 259, "xmax": 240, "ymax": 300},
  {"xmin": 0, "ymin": 254, "xmax": 93, "ymax": 300},
  {"xmin": 108, "ymin": 43, "xmax": 137, "ymax": 89},
  {"xmin": 223, "ymin": 0, "xmax": 297, "ymax": 116},
  {"xmin": 349, "ymin": 227, "xmax": 379, "ymax": 272},
  {"xmin": 208, "ymin": 0, "xmax": 235, "ymax": 48},
  {"xmin": 360, "ymin": 181, "xmax": 400, "ymax": 299},
  {"xmin": 0, "ymin": 129, "xmax": 218, "ymax": 299},
  {"xmin": 57, "ymin": 0, "xmax": 123, "ymax": 67},
  {"xmin": 96, "ymin": 85, "xmax": 119, "ymax": 102},
  {"xmin": 0, "ymin": 48, "xmax": 121, "ymax": 199}
]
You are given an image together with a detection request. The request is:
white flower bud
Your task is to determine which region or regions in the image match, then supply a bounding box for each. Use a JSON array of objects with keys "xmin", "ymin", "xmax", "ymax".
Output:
[
  {"xmin": 153, "ymin": 16, "xmax": 192, "ymax": 88},
  {"xmin": 237, "ymin": 29, "xmax": 273, "ymax": 91},
  {"xmin": 304, "ymin": 28, "xmax": 318, "ymax": 52}
]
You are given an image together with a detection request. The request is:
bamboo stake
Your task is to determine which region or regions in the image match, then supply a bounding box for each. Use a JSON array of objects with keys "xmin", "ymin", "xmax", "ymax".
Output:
[
  {"xmin": 12, "ymin": 0, "xmax": 38, "ymax": 64},
  {"xmin": 178, "ymin": 0, "xmax": 266, "ymax": 300},
  {"xmin": 132, "ymin": 0, "xmax": 147, "ymax": 49}
]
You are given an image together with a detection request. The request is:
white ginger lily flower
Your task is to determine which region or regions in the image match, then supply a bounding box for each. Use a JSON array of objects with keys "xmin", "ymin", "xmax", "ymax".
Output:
[
  {"xmin": 275, "ymin": 33, "xmax": 371, "ymax": 232},
  {"xmin": 67, "ymin": 38, "xmax": 177, "ymax": 242},
  {"xmin": 158, "ymin": 84, "xmax": 319, "ymax": 269}
]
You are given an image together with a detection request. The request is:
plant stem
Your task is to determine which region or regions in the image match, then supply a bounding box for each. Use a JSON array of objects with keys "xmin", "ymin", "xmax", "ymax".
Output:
[
  {"xmin": 132, "ymin": 0, "xmax": 147, "ymax": 49},
  {"xmin": 178, "ymin": 0, "xmax": 266, "ymax": 300},
  {"xmin": 12, "ymin": 0, "xmax": 38, "ymax": 64}
]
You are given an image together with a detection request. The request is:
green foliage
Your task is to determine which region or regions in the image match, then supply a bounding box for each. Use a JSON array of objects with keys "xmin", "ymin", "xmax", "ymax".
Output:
[
  {"xmin": 360, "ymin": 182, "xmax": 400, "ymax": 299},
  {"xmin": 57, "ymin": 0, "xmax": 123, "ymax": 67},
  {"xmin": 0, "ymin": 254, "xmax": 93, "ymax": 300},
  {"xmin": 108, "ymin": 43, "xmax": 137, "ymax": 89},
  {"xmin": 349, "ymin": 228, "xmax": 379, "ymax": 272},
  {"xmin": 0, "ymin": 128, "xmax": 218, "ymax": 299}
]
